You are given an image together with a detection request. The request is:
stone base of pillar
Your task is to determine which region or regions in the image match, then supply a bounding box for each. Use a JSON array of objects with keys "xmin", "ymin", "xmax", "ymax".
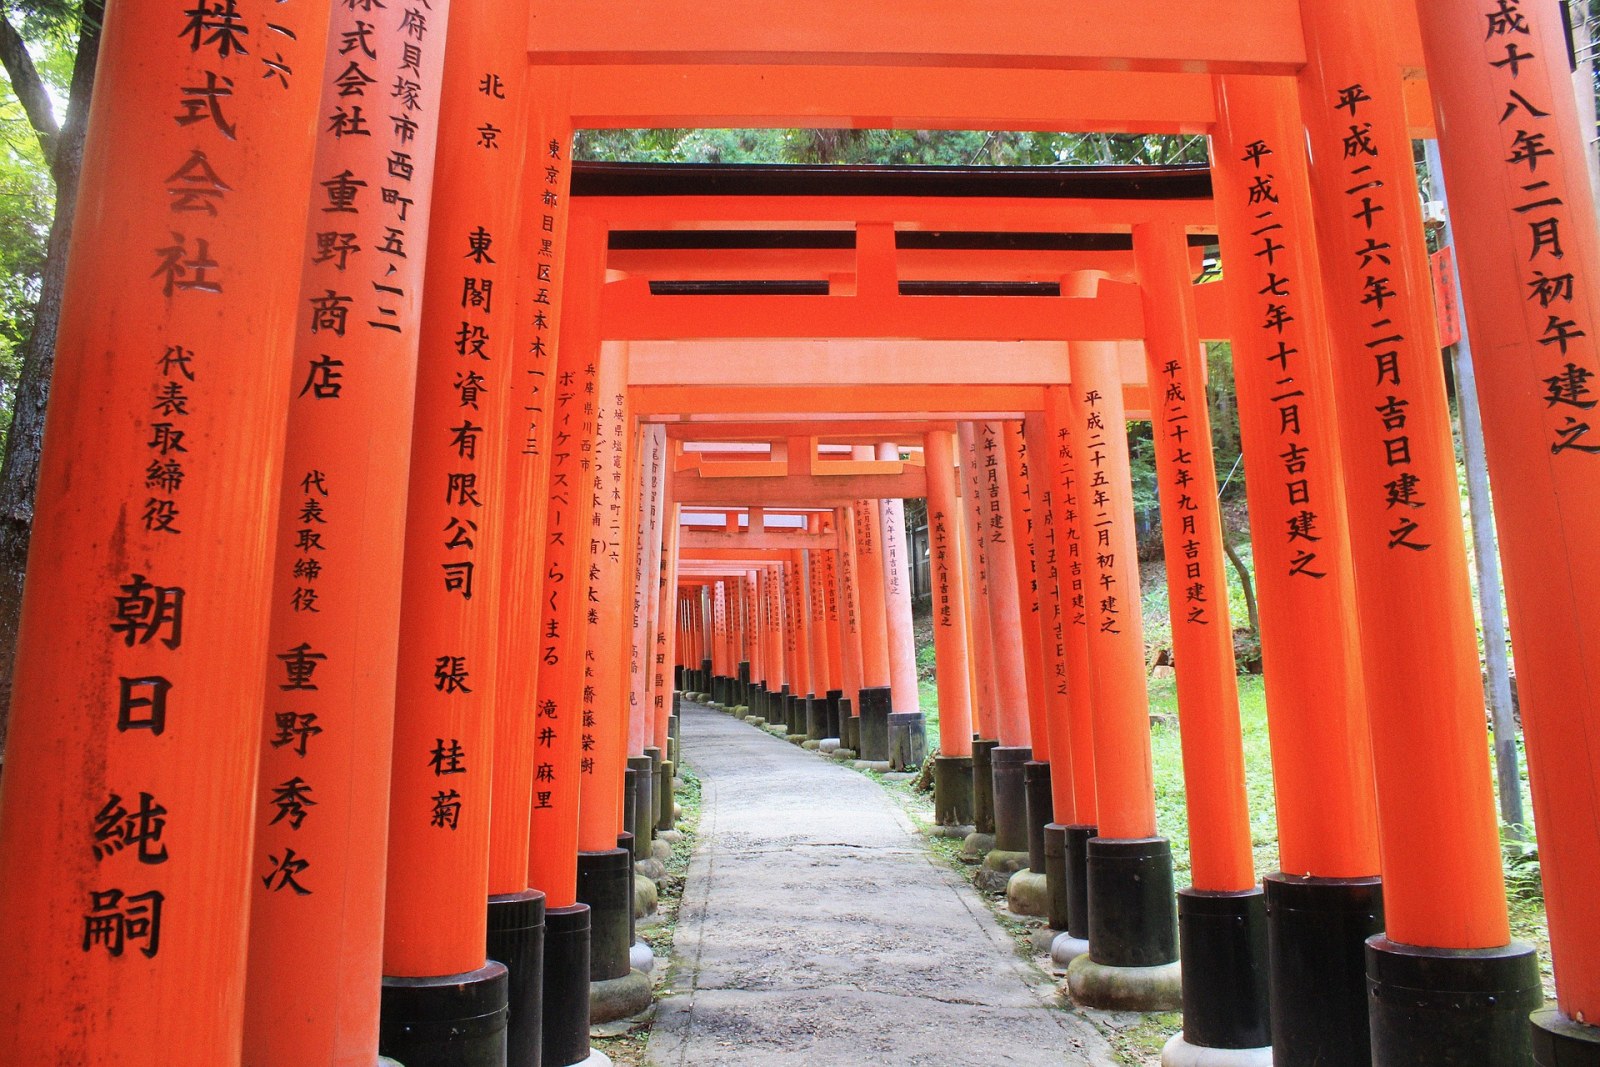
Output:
[
  {"xmin": 1051, "ymin": 930, "xmax": 1092, "ymax": 970},
  {"xmin": 971, "ymin": 739, "xmax": 999, "ymax": 836},
  {"xmin": 379, "ymin": 961, "xmax": 509, "ymax": 1067},
  {"xmin": 979, "ymin": 847, "xmax": 1030, "ymax": 892},
  {"xmin": 578, "ymin": 849, "xmax": 634, "ymax": 983},
  {"xmin": 1178, "ymin": 888, "xmax": 1270, "ymax": 1053},
  {"xmin": 819, "ymin": 738, "xmax": 841, "ymax": 754},
  {"xmin": 888, "ymin": 711, "xmax": 927, "ymax": 770},
  {"xmin": 960, "ymin": 831, "xmax": 995, "ymax": 862},
  {"xmin": 1160, "ymin": 1034, "xmax": 1273, "ymax": 1067},
  {"xmin": 858, "ymin": 685, "xmax": 892, "ymax": 760},
  {"xmin": 589, "ymin": 968, "xmax": 653, "ymax": 1025},
  {"xmin": 637, "ymin": 855, "xmax": 666, "ymax": 882},
  {"xmin": 990, "ymin": 746, "xmax": 1033, "ymax": 854},
  {"xmin": 1367, "ymin": 936, "xmax": 1540, "ymax": 1065},
  {"xmin": 1533, "ymin": 1008, "xmax": 1600, "ymax": 1066},
  {"xmin": 542, "ymin": 904, "xmax": 593, "ymax": 1067},
  {"xmin": 1263, "ymin": 873, "xmax": 1383, "ymax": 1067},
  {"xmin": 1067, "ymin": 955, "xmax": 1183, "ymax": 1011},
  {"xmin": 486, "ymin": 889, "xmax": 545, "ymax": 1067},
  {"xmin": 651, "ymin": 838, "xmax": 671, "ymax": 863},
  {"xmin": 1023, "ymin": 761, "xmax": 1052, "ymax": 874},
  {"xmin": 1006, "ymin": 868, "xmax": 1050, "ymax": 917},
  {"xmin": 934, "ymin": 755, "xmax": 974, "ymax": 826},
  {"xmin": 630, "ymin": 940, "xmax": 655, "ymax": 975}
]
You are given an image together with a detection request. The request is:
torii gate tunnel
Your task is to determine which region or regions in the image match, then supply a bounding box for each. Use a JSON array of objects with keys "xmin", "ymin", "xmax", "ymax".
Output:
[{"xmin": 1, "ymin": 0, "xmax": 1598, "ymax": 1065}]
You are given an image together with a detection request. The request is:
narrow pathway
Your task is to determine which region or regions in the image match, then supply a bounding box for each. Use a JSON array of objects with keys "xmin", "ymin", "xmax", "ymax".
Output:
[{"xmin": 646, "ymin": 701, "xmax": 1115, "ymax": 1066}]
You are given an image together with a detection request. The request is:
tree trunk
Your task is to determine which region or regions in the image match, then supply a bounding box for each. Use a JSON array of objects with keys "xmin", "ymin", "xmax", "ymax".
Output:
[
  {"xmin": 1222, "ymin": 533, "xmax": 1260, "ymax": 636},
  {"xmin": 0, "ymin": 3, "xmax": 102, "ymax": 761}
]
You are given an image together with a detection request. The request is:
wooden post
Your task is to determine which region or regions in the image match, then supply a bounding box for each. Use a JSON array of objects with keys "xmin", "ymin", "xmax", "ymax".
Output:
[
  {"xmin": 1414, "ymin": 0, "xmax": 1600, "ymax": 1053},
  {"xmin": 1064, "ymin": 275, "xmax": 1179, "ymax": 1007},
  {"xmin": 1298, "ymin": 1, "xmax": 1537, "ymax": 1057},
  {"xmin": 1136, "ymin": 223, "xmax": 1267, "ymax": 1054},
  {"xmin": 0, "ymin": 3, "xmax": 329, "ymax": 1061}
]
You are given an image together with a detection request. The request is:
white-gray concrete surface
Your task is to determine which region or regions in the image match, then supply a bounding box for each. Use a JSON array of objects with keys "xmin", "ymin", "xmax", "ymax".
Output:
[{"xmin": 645, "ymin": 701, "xmax": 1116, "ymax": 1066}]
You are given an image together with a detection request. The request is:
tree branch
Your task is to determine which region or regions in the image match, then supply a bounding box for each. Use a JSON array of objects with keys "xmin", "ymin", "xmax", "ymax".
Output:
[{"xmin": 0, "ymin": 12, "xmax": 59, "ymax": 165}]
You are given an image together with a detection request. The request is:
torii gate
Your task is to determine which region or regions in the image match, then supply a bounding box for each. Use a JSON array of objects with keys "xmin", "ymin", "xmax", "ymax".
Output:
[{"xmin": 0, "ymin": 3, "xmax": 1596, "ymax": 1067}]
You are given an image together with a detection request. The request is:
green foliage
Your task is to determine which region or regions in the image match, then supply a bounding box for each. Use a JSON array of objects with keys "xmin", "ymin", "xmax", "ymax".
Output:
[{"xmin": 576, "ymin": 128, "xmax": 1209, "ymax": 167}]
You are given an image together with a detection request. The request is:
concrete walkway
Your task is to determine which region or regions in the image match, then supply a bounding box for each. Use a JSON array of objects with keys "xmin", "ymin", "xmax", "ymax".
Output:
[{"xmin": 645, "ymin": 700, "xmax": 1115, "ymax": 1066}]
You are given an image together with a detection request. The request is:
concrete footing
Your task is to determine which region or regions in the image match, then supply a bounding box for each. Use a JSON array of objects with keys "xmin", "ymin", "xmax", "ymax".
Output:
[
  {"xmin": 1160, "ymin": 1035, "xmax": 1273, "ymax": 1067},
  {"xmin": 634, "ymin": 873, "xmax": 657, "ymax": 918},
  {"xmin": 1006, "ymin": 869, "xmax": 1050, "ymax": 917},
  {"xmin": 629, "ymin": 940, "xmax": 656, "ymax": 975},
  {"xmin": 959, "ymin": 830, "xmax": 995, "ymax": 863},
  {"xmin": 1066, "ymin": 955, "xmax": 1184, "ymax": 1011},
  {"xmin": 636, "ymin": 857, "xmax": 666, "ymax": 882},
  {"xmin": 977, "ymin": 848, "xmax": 1029, "ymax": 892},
  {"xmin": 818, "ymin": 738, "xmax": 841, "ymax": 754},
  {"xmin": 589, "ymin": 968, "xmax": 653, "ymax": 1025},
  {"xmin": 650, "ymin": 839, "xmax": 672, "ymax": 863},
  {"xmin": 1051, "ymin": 931, "xmax": 1092, "ymax": 970}
]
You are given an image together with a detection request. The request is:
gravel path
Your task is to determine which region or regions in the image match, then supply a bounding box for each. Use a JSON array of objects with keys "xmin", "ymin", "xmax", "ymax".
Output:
[{"xmin": 645, "ymin": 700, "xmax": 1116, "ymax": 1066}]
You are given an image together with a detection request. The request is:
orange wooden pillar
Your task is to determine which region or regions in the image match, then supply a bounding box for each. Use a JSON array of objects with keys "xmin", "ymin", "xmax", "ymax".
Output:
[
  {"xmin": 1020, "ymin": 414, "xmax": 1085, "ymax": 945},
  {"xmin": 1414, "ymin": 4, "xmax": 1600, "ymax": 1056},
  {"xmin": 1064, "ymin": 281, "xmax": 1179, "ymax": 1007},
  {"xmin": 377, "ymin": 1, "xmax": 545, "ymax": 1059},
  {"xmin": 1211, "ymin": 72, "xmax": 1385, "ymax": 1065},
  {"xmin": 0, "ymin": 4, "xmax": 327, "ymax": 1062},
  {"xmin": 1135, "ymin": 224, "xmax": 1266, "ymax": 1055},
  {"xmin": 925, "ymin": 430, "xmax": 977, "ymax": 828},
  {"xmin": 970, "ymin": 421, "xmax": 1034, "ymax": 875},
  {"xmin": 806, "ymin": 514, "xmax": 833, "ymax": 741},
  {"xmin": 877, "ymin": 442, "xmax": 926, "ymax": 769},
  {"xmin": 1040, "ymin": 386, "xmax": 1101, "ymax": 955},
  {"xmin": 852, "ymin": 478, "xmax": 894, "ymax": 761},
  {"xmin": 819, "ymin": 525, "xmax": 847, "ymax": 741},
  {"xmin": 245, "ymin": 2, "xmax": 455, "ymax": 1062},
  {"xmin": 528, "ymin": 211, "xmax": 604, "ymax": 1067},
  {"xmin": 1298, "ymin": 2, "xmax": 1536, "ymax": 1058},
  {"xmin": 834, "ymin": 505, "xmax": 866, "ymax": 746},
  {"xmin": 575, "ymin": 308, "xmax": 641, "ymax": 994},
  {"xmin": 1002, "ymin": 421, "xmax": 1055, "ymax": 893},
  {"xmin": 957, "ymin": 421, "xmax": 1004, "ymax": 849}
]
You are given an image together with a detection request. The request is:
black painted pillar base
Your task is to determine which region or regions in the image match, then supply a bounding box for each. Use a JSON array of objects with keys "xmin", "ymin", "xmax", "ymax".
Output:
[
  {"xmin": 700, "ymin": 659, "xmax": 712, "ymax": 694},
  {"xmin": 380, "ymin": 961, "xmax": 509, "ymax": 1067},
  {"xmin": 627, "ymin": 756, "xmax": 654, "ymax": 856},
  {"xmin": 1367, "ymin": 936, "xmax": 1540, "ymax": 1066},
  {"xmin": 1178, "ymin": 887, "xmax": 1270, "ymax": 1051},
  {"xmin": 1533, "ymin": 1009, "xmax": 1600, "ymax": 1066},
  {"xmin": 1086, "ymin": 837, "xmax": 1178, "ymax": 966},
  {"xmin": 542, "ymin": 903, "xmax": 592, "ymax": 1067},
  {"xmin": 990, "ymin": 746, "xmax": 1033, "ymax": 854},
  {"xmin": 971, "ymin": 739, "xmax": 999, "ymax": 835},
  {"xmin": 643, "ymin": 747, "xmax": 662, "ymax": 837},
  {"xmin": 858, "ymin": 685, "xmax": 891, "ymax": 760},
  {"xmin": 617, "ymin": 833, "xmax": 637, "ymax": 948},
  {"xmin": 577, "ymin": 848, "xmax": 632, "ymax": 983},
  {"xmin": 1064, "ymin": 824, "xmax": 1096, "ymax": 940},
  {"xmin": 657, "ymin": 757, "xmax": 676, "ymax": 831},
  {"xmin": 1023, "ymin": 760, "xmax": 1052, "ymax": 875},
  {"xmin": 621, "ymin": 769, "xmax": 638, "ymax": 843},
  {"xmin": 1043, "ymin": 825, "xmax": 1071, "ymax": 933},
  {"xmin": 841, "ymin": 696, "xmax": 858, "ymax": 751},
  {"xmin": 1264, "ymin": 872, "xmax": 1384, "ymax": 1067},
  {"xmin": 825, "ymin": 689, "xmax": 843, "ymax": 739},
  {"xmin": 737, "ymin": 661, "xmax": 751, "ymax": 707},
  {"xmin": 888, "ymin": 711, "xmax": 927, "ymax": 770},
  {"xmin": 777, "ymin": 684, "xmax": 791, "ymax": 727},
  {"xmin": 487, "ymin": 889, "xmax": 546, "ymax": 1067},
  {"xmin": 805, "ymin": 695, "xmax": 825, "ymax": 740},
  {"xmin": 935, "ymin": 755, "xmax": 974, "ymax": 826},
  {"xmin": 674, "ymin": 664, "xmax": 684, "ymax": 691}
]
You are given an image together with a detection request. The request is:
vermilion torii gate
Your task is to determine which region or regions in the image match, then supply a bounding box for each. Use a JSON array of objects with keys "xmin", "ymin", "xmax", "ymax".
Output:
[{"xmin": 1, "ymin": 2, "xmax": 1598, "ymax": 1066}]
